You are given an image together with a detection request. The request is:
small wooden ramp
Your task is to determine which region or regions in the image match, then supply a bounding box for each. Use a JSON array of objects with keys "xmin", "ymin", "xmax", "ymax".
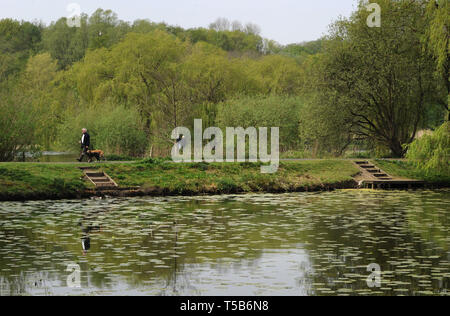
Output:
[
  {"xmin": 80, "ymin": 167, "xmax": 118, "ymax": 190},
  {"xmin": 354, "ymin": 161, "xmax": 425, "ymax": 189}
]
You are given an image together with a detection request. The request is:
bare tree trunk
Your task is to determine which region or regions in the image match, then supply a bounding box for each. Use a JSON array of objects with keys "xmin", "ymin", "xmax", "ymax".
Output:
[{"xmin": 389, "ymin": 139, "xmax": 405, "ymax": 158}]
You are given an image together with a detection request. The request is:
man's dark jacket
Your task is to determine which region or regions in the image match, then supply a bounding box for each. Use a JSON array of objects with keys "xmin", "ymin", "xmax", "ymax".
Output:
[{"xmin": 81, "ymin": 133, "xmax": 90, "ymax": 149}]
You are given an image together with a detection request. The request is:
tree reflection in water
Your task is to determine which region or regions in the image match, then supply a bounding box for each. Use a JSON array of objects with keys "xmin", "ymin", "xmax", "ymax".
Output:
[{"xmin": 0, "ymin": 190, "xmax": 448, "ymax": 296}]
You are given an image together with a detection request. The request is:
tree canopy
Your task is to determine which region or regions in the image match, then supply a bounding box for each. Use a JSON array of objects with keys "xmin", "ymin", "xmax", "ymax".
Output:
[{"xmin": 0, "ymin": 2, "xmax": 448, "ymax": 162}]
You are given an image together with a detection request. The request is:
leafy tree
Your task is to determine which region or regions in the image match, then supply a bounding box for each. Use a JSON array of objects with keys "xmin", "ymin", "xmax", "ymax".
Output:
[
  {"xmin": 42, "ymin": 16, "xmax": 89, "ymax": 69},
  {"xmin": 0, "ymin": 53, "xmax": 20, "ymax": 83},
  {"xmin": 0, "ymin": 91, "xmax": 37, "ymax": 161},
  {"xmin": 24, "ymin": 53, "xmax": 58, "ymax": 90},
  {"xmin": 0, "ymin": 19, "xmax": 42, "ymax": 53},
  {"xmin": 424, "ymin": 0, "xmax": 449, "ymax": 120},
  {"xmin": 21, "ymin": 53, "xmax": 59, "ymax": 149},
  {"xmin": 43, "ymin": 9, "xmax": 130, "ymax": 69},
  {"xmin": 216, "ymin": 95, "xmax": 304, "ymax": 152},
  {"xmin": 67, "ymin": 31, "xmax": 190, "ymax": 149},
  {"xmin": 311, "ymin": 0, "xmax": 436, "ymax": 157},
  {"xmin": 113, "ymin": 31, "xmax": 189, "ymax": 142},
  {"xmin": 250, "ymin": 54, "xmax": 303, "ymax": 95},
  {"xmin": 281, "ymin": 40, "xmax": 324, "ymax": 60},
  {"xmin": 88, "ymin": 9, "xmax": 130, "ymax": 50},
  {"xmin": 131, "ymin": 19, "xmax": 159, "ymax": 33},
  {"xmin": 182, "ymin": 42, "xmax": 241, "ymax": 104},
  {"xmin": 0, "ymin": 19, "xmax": 42, "ymax": 80},
  {"xmin": 209, "ymin": 18, "xmax": 231, "ymax": 32}
]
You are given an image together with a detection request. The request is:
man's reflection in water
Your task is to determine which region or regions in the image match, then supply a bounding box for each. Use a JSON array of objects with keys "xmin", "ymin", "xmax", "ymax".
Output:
[
  {"xmin": 79, "ymin": 211, "xmax": 102, "ymax": 255},
  {"xmin": 81, "ymin": 234, "xmax": 91, "ymax": 255}
]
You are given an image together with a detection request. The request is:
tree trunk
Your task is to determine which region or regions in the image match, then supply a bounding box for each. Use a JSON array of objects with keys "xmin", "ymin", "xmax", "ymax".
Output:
[{"xmin": 389, "ymin": 139, "xmax": 405, "ymax": 158}]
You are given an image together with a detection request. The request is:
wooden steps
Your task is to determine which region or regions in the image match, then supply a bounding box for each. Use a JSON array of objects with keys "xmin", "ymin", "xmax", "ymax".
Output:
[
  {"xmin": 80, "ymin": 167, "xmax": 118, "ymax": 190},
  {"xmin": 354, "ymin": 160, "xmax": 424, "ymax": 189}
]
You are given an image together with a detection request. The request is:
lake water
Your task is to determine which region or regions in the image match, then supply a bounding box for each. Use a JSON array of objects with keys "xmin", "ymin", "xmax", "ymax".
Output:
[{"xmin": 0, "ymin": 190, "xmax": 448, "ymax": 296}]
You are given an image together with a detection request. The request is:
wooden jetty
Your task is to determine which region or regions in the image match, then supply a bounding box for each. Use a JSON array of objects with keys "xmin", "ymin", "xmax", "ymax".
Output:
[{"xmin": 354, "ymin": 161, "xmax": 425, "ymax": 189}]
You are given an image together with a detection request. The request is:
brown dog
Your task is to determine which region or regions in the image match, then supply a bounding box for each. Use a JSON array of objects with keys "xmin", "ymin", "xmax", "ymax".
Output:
[{"xmin": 87, "ymin": 150, "xmax": 105, "ymax": 162}]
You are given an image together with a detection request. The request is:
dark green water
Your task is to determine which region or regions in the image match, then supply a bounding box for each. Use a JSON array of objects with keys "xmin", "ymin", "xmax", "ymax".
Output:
[{"xmin": 0, "ymin": 190, "xmax": 448, "ymax": 296}]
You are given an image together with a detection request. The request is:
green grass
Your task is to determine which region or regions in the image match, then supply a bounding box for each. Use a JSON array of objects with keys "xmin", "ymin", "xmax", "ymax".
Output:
[
  {"xmin": 375, "ymin": 159, "xmax": 450, "ymax": 185},
  {"xmin": 101, "ymin": 160, "xmax": 360, "ymax": 194},
  {"xmin": 7, "ymin": 158, "xmax": 449, "ymax": 200},
  {"xmin": 1, "ymin": 159, "xmax": 448, "ymax": 201},
  {"xmin": 280, "ymin": 150, "xmax": 312, "ymax": 159},
  {"xmin": 0, "ymin": 163, "xmax": 90, "ymax": 200}
]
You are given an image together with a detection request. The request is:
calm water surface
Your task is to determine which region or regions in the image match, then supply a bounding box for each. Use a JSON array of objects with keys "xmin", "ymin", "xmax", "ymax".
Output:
[{"xmin": 0, "ymin": 190, "xmax": 448, "ymax": 296}]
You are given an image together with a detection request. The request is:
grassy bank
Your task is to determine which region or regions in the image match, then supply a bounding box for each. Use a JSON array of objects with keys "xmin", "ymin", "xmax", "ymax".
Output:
[
  {"xmin": 101, "ymin": 160, "xmax": 359, "ymax": 195},
  {"xmin": 375, "ymin": 159, "xmax": 450, "ymax": 186},
  {"xmin": 0, "ymin": 163, "xmax": 91, "ymax": 201},
  {"xmin": 2, "ymin": 159, "xmax": 447, "ymax": 202},
  {"xmin": 0, "ymin": 160, "xmax": 359, "ymax": 201}
]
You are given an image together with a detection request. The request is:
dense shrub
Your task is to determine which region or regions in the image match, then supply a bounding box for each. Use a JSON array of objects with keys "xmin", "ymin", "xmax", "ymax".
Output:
[
  {"xmin": 406, "ymin": 122, "xmax": 449, "ymax": 175},
  {"xmin": 0, "ymin": 94, "xmax": 38, "ymax": 161},
  {"xmin": 57, "ymin": 103, "xmax": 149, "ymax": 157},
  {"xmin": 216, "ymin": 95, "xmax": 304, "ymax": 152}
]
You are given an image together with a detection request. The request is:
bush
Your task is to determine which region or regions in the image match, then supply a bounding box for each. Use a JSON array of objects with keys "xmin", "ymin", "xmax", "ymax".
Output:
[
  {"xmin": 406, "ymin": 122, "xmax": 449, "ymax": 175},
  {"xmin": 0, "ymin": 93, "xmax": 38, "ymax": 161},
  {"xmin": 57, "ymin": 103, "xmax": 149, "ymax": 157},
  {"xmin": 216, "ymin": 95, "xmax": 304, "ymax": 152}
]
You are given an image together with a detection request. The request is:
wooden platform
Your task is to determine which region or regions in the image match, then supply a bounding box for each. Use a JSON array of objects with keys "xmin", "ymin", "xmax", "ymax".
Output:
[
  {"xmin": 361, "ymin": 179, "xmax": 426, "ymax": 189},
  {"xmin": 354, "ymin": 161, "xmax": 425, "ymax": 189}
]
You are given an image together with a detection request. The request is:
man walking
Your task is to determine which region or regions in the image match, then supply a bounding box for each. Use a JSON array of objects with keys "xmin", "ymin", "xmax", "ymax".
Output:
[{"xmin": 77, "ymin": 128, "xmax": 90, "ymax": 162}]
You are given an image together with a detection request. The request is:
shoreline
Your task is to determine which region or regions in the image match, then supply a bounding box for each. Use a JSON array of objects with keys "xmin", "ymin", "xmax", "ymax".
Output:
[
  {"xmin": 1, "ymin": 180, "xmax": 447, "ymax": 202},
  {"xmin": 0, "ymin": 160, "xmax": 448, "ymax": 202},
  {"xmin": 0, "ymin": 180, "xmax": 359, "ymax": 202}
]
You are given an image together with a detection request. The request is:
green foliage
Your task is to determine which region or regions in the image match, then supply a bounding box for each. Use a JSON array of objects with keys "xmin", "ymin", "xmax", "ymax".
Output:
[
  {"xmin": 304, "ymin": 0, "xmax": 437, "ymax": 157},
  {"xmin": 248, "ymin": 54, "xmax": 303, "ymax": 95},
  {"xmin": 424, "ymin": 0, "xmax": 449, "ymax": 120},
  {"xmin": 299, "ymin": 86, "xmax": 355, "ymax": 157},
  {"xmin": 406, "ymin": 122, "xmax": 450, "ymax": 175},
  {"xmin": 217, "ymin": 95, "xmax": 304, "ymax": 151},
  {"xmin": 0, "ymin": 92, "xmax": 38, "ymax": 161},
  {"xmin": 42, "ymin": 17, "xmax": 88, "ymax": 69},
  {"xmin": 376, "ymin": 159, "xmax": 450, "ymax": 185},
  {"xmin": 424, "ymin": 0, "xmax": 449, "ymax": 78},
  {"xmin": 87, "ymin": 9, "xmax": 130, "ymax": 50},
  {"xmin": 57, "ymin": 104, "xmax": 149, "ymax": 157},
  {"xmin": 280, "ymin": 40, "xmax": 324, "ymax": 61},
  {"xmin": 40, "ymin": 12, "xmax": 267, "ymax": 71},
  {"xmin": 0, "ymin": 19, "xmax": 42, "ymax": 81},
  {"xmin": 42, "ymin": 9, "xmax": 130, "ymax": 69},
  {"xmin": 1, "ymin": 4, "xmax": 447, "ymax": 163}
]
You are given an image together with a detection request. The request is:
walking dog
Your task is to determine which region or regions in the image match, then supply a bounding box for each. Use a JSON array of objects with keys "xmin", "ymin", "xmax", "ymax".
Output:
[{"xmin": 87, "ymin": 150, "xmax": 105, "ymax": 162}]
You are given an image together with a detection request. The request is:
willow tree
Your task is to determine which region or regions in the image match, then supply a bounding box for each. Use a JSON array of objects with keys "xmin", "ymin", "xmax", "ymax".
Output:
[
  {"xmin": 315, "ymin": 0, "xmax": 436, "ymax": 157},
  {"xmin": 424, "ymin": 0, "xmax": 449, "ymax": 121}
]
